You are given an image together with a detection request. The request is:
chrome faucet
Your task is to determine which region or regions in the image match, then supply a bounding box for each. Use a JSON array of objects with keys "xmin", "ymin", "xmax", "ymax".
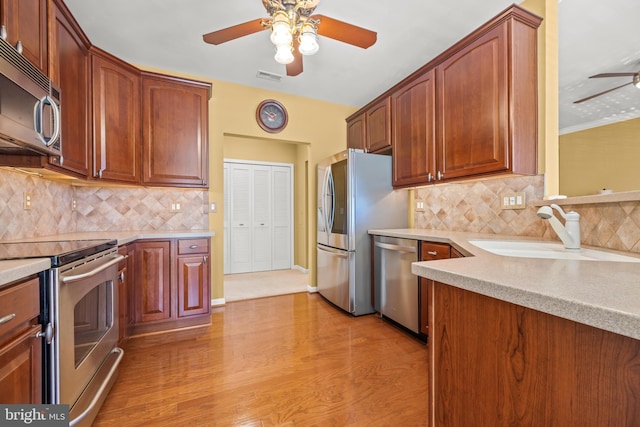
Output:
[{"xmin": 536, "ymin": 204, "xmax": 581, "ymax": 250}]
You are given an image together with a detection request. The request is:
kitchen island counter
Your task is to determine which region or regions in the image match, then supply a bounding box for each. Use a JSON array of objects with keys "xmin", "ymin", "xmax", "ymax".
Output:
[{"xmin": 369, "ymin": 228, "xmax": 640, "ymax": 341}]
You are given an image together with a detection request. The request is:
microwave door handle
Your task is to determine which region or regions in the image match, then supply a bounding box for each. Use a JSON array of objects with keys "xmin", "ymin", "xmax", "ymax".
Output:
[{"xmin": 33, "ymin": 95, "xmax": 61, "ymax": 147}]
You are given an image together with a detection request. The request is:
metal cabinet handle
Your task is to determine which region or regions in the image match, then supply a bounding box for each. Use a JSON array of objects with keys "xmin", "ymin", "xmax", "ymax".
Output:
[
  {"xmin": 203, "ymin": 256, "xmax": 208, "ymax": 263},
  {"xmin": 437, "ymin": 171, "xmax": 444, "ymax": 180},
  {"xmin": 427, "ymin": 172, "xmax": 433, "ymax": 182},
  {"xmin": 0, "ymin": 25, "xmax": 6, "ymax": 40},
  {"xmin": 36, "ymin": 323, "xmax": 54, "ymax": 344},
  {"xmin": 190, "ymin": 245, "xmax": 198, "ymax": 249},
  {"xmin": 15, "ymin": 40, "xmax": 22, "ymax": 54},
  {"xmin": 427, "ymin": 251, "xmax": 438, "ymax": 256},
  {"xmin": 0, "ymin": 313, "xmax": 16, "ymax": 325},
  {"xmin": 96, "ymin": 169, "xmax": 103, "ymax": 179},
  {"xmin": 119, "ymin": 271, "xmax": 125, "ymax": 282}
]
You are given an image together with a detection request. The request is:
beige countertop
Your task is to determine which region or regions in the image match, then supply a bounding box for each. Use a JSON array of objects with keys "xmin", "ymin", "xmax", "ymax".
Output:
[
  {"xmin": 0, "ymin": 230, "xmax": 214, "ymax": 289},
  {"xmin": 369, "ymin": 228, "xmax": 640, "ymax": 341}
]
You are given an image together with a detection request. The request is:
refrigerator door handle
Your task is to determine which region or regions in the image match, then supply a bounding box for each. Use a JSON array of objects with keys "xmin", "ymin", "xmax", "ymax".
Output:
[
  {"xmin": 321, "ymin": 168, "xmax": 331, "ymax": 238},
  {"xmin": 327, "ymin": 169, "xmax": 335, "ymax": 234},
  {"xmin": 317, "ymin": 245, "xmax": 349, "ymax": 258}
]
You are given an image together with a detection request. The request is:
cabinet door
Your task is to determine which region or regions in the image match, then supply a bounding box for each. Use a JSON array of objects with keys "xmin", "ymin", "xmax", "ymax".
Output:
[
  {"xmin": 392, "ymin": 69, "xmax": 437, "ymax": 187},
  {"xmin": 91, "ymin": 49, "xmax": 141, "ymax": 184},
  {"xmin": 346, "ymin": 112, "xmax": 366, "ymax": 150},
  {"xmin": 366, "ymin": 97, "xmax": 391, "ymax": 153},
  {"xmin": 142, "ymin": 73, "xmax": 210, "ymax": 187},
  {"xmin": 437, "ymin": 24, "xmax": 508, "ymax": 181},
  {"xmin": 0, "ymin": 0, "xmax": 47, "ymax": 74},
  {"xmin": 0, "ymin": 325, "xmax": 42, "ymax": 404},
  {"xmin": 135, "ymin": 241, "xmax": 171, "ymax": 323},
  {"xmin": 177, "ymin": 255, "xmax": 210, "ymax": 317},
  {"xmin": 48, "ymin": 0, "xmax": 91, "ymax": 177}
]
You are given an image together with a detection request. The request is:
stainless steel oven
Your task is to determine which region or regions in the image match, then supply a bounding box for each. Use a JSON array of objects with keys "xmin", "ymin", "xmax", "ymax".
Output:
[
  {"xmin": 47, "ymin": 246, "xmax": 124, "ymax": 426},
  {"xmin": 0, "ymin": 239, "xmax": 123, "ymax": 426}
]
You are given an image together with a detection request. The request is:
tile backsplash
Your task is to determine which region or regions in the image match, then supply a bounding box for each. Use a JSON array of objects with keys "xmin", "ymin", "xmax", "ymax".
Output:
[
  {"xmin": 0, "ymin": 169, "xmax": 208, "ymax": 241},
  {"xmin": 414, "ymin": 174, "xmax": 640, "ymax": 254}
]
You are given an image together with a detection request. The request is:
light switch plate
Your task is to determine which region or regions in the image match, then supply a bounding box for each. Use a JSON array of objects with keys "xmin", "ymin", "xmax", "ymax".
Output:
[{"xmin": 500, "ymin": 192, "xmax": 526, "ymax": 210}]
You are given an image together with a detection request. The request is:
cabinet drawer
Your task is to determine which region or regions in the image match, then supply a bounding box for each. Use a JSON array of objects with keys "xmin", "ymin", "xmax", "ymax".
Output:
[
  {"xmin": 0, "ymin": 278, "xmax": 40, "ymax": 340},
  {"xmin": 421, "ymin": 242, "xmax": 450, "ymax": 260},
  {"xmin": 178, "ymin": 238, "xmax": 209, "ymax": 255}
]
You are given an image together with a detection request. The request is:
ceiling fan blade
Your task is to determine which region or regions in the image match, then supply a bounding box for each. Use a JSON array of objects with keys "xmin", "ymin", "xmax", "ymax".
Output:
[
  {"xmin": 312, "ymin": 15, "xmax": 377, "ymax": 49},
  {"xmin": 203, "ymin": 18, "xmax": 266, "ymax": 45},
  {"xmin": 573, "ymin": 82, "xmax": 632, "ymax": 104},
  {"xmin": 287, "ymin": 41, "xmax": 303, "ymax": 76},
  {"xmin": 589, "ymin": 72, "xmax": 638, "ymax": 78}
]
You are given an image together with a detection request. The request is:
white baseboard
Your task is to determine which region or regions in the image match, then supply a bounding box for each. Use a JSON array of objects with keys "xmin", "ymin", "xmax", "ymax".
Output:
[
  {"xmin": 211, "ymin": 298, "xmax": 225, "ymax": 306},
  {"xmin": 293, "ymin": 265, "xmax": 309, "ymax": 274},
  {"xmin": 307, "ymin": 285, "xmax": 318, "ymax": 293}
]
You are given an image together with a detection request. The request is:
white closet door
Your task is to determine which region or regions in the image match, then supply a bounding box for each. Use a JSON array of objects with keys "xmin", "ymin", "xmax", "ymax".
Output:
[
  {"xmin": 272, "ymin": 166, "xmax": 292, "ymax": 270},
  {"xmin": 225, "ymin": 160, "xmax": 293, "ymax": 274},
  {"xmin": 252, "ymin": 165, "xmax": 272, "ymax": 272},
  {"xmin": 223, "ymin": 165, "xmax": 230, "ymax": 274},
  {"xmin": 229, "ymin": 164, "xmax": 252, "ymax": 273}
]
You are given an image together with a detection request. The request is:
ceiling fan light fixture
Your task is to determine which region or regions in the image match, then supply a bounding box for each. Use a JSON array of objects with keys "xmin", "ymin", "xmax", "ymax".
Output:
[
  {"xmin": 270, "ymin": 11, "xmax": 292, "ymax": 45},
  {"xmin": 274, "ymin": 43, "xmax": 295, "ymax": 64},
  {"xmin": 298, "ymin": 24, "xmax": 319, "ymax": 55}
]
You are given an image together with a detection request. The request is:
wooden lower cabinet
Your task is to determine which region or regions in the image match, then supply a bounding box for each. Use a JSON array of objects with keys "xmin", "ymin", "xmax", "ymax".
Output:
[
  {"xmin": 131, "ymin": 238, "xmax": 211, "ymax": 335},
  {"xmin": 418, "ymin": 241, "xmax": 453, "ymax": 337},
  {"xmin": 0, "ymin": 277, "xmax": 42, "ymax": 404},
  {"xmin": 428, "ymin": 280, "xmax": 640, "ymax": 426}
]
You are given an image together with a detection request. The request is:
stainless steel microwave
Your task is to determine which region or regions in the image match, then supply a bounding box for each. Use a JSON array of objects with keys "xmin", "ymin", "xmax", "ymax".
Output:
[{"xmin": 0, "ymin": 31, "xmax": 61, "ymax": 158}]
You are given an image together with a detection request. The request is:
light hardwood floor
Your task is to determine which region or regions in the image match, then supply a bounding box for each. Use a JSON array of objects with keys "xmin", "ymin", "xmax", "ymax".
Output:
[{"xmin": 94, "ymin": 293, "xmax": 428, "ymax": 426}]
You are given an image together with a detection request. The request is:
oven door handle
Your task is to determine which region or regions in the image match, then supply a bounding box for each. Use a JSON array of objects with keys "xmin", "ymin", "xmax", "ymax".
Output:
[{"xmin": 61, "ymin": 255, "xmax": 124, "ymax": 284}]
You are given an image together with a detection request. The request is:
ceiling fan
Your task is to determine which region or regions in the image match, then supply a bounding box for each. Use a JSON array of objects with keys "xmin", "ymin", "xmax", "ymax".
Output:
[
  {"xmin": 573, "ymin": 72, "xmax": 640, "ymax": 104},
  {"xmin": 202, "ymin": 0, "xmax": 377, "ymax": 77}
]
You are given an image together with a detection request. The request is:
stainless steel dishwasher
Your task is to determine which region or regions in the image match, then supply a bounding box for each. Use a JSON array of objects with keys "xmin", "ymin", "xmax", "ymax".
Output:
[{"xmin": 374, "ymin": 236, "xmax": 419, "ymax": 334}]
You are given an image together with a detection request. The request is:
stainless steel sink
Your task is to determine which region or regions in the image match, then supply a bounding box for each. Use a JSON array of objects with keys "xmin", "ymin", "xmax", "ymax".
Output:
[{"xmin": 468, "ymin": 239, "xmax": 640, "ymax": 262}]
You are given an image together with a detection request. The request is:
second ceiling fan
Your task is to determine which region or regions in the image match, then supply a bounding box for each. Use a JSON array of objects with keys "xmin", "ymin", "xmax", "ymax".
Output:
[
  {"xmin": 202, "ymin": 0, "xmax": 377, "ymax": 76},
  {"xmin": 574, "ymin": 71, "xmax": 640, "ymax": 104}
]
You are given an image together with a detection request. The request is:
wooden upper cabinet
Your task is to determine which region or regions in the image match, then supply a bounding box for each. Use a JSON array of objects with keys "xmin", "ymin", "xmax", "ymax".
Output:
[
  {"xmin": 91, "ymin": 48, "xmax": 141, "ymax": 184},
  {"xmin": 0, "ymin": 0, "xmax": 48, "ymax": 74},
  {"xmin": 142, "ymin": 72, "xmax": 211, "ymax": 188},
  {"xmin": 48, "ymin": 0, "xmax": 91, "ymax": 177},
  {"xmin": 392, "ymin": 69, "xmax": 436, "ymax": 187},
  {"xmin": 346, "ymin": 112, "xmax": 366, "ymax": 150},
  {"xmin": 437, "ymin": 24, "xmax": 508, "ymax": 181},
  {"xmin": 366, "ymin": 97, "xmax": 391, "ymax": 153},
  {"xmin": 346, "ymin": 98, "xmax": 391, "ymax": 153}
]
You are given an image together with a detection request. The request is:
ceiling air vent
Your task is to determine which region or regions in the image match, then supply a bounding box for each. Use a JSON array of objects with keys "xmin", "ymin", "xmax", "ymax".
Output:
[{"xmin": 256, "ymin": 70, "xmax": 282, "ymax": 82}]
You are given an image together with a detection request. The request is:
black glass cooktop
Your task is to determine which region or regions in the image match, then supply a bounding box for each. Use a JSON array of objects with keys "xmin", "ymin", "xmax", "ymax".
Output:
[{"xmin": 0, "ymin": 239, "xmax": 117, "ymax": 267}]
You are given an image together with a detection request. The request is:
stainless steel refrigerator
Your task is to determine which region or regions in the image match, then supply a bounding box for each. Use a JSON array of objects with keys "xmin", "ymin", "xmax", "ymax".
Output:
[{"xmin": 317, "ymin": 149, "xmax": 407, "ymax": 316}]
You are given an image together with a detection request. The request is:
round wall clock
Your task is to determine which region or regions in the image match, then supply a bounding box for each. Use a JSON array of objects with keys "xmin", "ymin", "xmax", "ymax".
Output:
[{"xmin": 256, "ymin": 99, "xmax": 288, "ymax": 133}]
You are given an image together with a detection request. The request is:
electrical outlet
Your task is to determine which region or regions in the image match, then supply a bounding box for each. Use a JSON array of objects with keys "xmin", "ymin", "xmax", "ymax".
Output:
[
  {"xmin": 23, "ymin": 192, "xmax": 32, "ymax": 210},
  {"xmin": 415, "ymin": 201, "xmax": 426, "ymax": 212},
  {"xmin": 210, "ymin": 202, "xmax": 217, "ymax": 213},
  {"xmin": 500, "ymin": 192, "xmax": 526, "ymax": 210},
  {"xmin": 169, "ymin": 202, "xmax": 183, "ymax": 212},
  {"xmin": 72, "ymin": 199, "xmax": 77, "ymax": 211}
]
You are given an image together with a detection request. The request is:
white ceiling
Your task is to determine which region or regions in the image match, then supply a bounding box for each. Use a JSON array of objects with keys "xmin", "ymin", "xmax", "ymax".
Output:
[
  {"xmin": 64, "ymin": 0, "xmax": 640, "ymax": 133},
  {"xmin": 558, "ymin": 0, "xmax": 640, "ymax": 133}
]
